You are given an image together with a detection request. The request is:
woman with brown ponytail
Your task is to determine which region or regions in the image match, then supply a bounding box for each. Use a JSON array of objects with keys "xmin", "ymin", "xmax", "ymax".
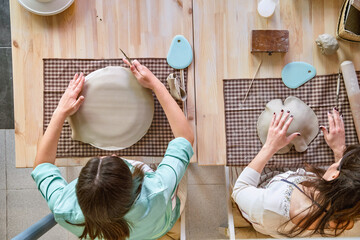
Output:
[
  {"xmin": 232, "ymin": 109, "xmax": 360, "ymax": 238},
  {"xmin": 31, "ymin": 59, "xmax": 194, "ymax": 240}
]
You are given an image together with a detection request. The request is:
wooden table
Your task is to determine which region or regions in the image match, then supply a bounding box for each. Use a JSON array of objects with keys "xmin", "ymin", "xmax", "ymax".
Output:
[
  {"xmin": 10, "ymin": 0, "xmax": 360, "ymax": 167},
  {"xmin": 193, "ymin": 0, "xmax": 360, "ymax": 165},
  {"xmin": 10, "ymin": 0, "xmax": 196, "ymax": 167}
]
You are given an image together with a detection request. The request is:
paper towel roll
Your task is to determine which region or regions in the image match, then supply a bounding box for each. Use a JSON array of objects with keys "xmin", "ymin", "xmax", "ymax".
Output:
[{"xmin": 341, "ymin": 61, "xmax": 360, "ymax": 142}]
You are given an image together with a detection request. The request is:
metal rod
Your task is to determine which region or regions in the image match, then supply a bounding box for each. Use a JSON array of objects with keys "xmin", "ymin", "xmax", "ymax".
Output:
[
  {"xmin": 180, "ymin": 69, "xmax": 187, "ymax": 118},
  {"xmin": 336, "ymin": 69, "xmax": 341, "ymax": 109},
  {"xmin": 12, "ymin": 213, "xmax": 57, "ymax": 240}
]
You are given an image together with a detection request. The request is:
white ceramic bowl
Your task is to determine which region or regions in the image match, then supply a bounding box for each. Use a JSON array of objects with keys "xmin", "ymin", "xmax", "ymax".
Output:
[{"xmin": 18, "ymin": 0, "xmax": 74, "ymax": 16}]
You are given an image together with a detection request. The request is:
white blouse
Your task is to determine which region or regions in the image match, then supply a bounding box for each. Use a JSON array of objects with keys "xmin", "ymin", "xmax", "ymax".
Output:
[{"xmin": 232, "ymin": 167, "xmax": 360, "ymax": 238}]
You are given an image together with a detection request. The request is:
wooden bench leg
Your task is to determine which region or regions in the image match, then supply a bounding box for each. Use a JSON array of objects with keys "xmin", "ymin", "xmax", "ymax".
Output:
[
  {"xmin": 180, "ymin": 211, "xmax": 186, "ymax": 240},
  {"xmin": 225, "ymin": 166, "xmax": 236, "ymax": 239}
]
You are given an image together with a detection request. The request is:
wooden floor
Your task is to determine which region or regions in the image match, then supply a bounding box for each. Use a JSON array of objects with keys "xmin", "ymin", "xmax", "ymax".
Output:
[{"xmin": 10, "ymin": 0, "xmax": 360, "ymax": 167}]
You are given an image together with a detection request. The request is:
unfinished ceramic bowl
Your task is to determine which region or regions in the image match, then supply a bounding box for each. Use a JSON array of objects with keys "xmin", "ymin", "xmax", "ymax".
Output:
[
  {"xmin": 257, "ymin": 96, "xmax": 319, "ymax": 154},
  {"xmin": 68, "ymin": 66, "xmax": 154, "ymax": 150},
  {"xmin": 18, "ymin": 0, "xmax": 74, "ymax": 16}
]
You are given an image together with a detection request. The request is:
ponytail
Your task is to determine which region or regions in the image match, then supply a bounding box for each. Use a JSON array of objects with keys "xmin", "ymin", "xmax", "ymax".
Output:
[
  {"xmin": 80, "ymin": 218, "xmax": 131, "ymax": 240},
  {"xmin": 75, "ymin": 156, "xmax": 145, "ymax": 240}
]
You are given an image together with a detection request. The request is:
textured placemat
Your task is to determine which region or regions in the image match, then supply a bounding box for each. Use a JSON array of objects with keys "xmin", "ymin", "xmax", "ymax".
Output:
[
  {"xmin": 44, "ymin": 58, "xmax": 187, "ymax": 158},
  {"xmin": 224, "ymin": 72, "xmax": 360, "ymax": 167}
]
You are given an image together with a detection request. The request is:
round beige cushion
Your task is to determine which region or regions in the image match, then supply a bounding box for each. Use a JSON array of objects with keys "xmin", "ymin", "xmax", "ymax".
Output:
[{"xmin": 68, "ymin": 66, "xmax": 154, "ymax": 150}]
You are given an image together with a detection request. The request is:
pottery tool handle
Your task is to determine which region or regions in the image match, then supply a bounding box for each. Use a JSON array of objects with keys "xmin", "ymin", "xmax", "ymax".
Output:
[
  {"xmin": 180, "ymin": 69, "xmax": 187, "ymax": 118},
  {"xmin": 336, "ymin": 70, "xmax": 341, "ymax": 109},
  {"xmin": 242, "ymin": 59, "xmax": 263, "ymax": 104},
  {"xmin": 341, "ymin": 61, "xmax": 360, "ymax": 142}
]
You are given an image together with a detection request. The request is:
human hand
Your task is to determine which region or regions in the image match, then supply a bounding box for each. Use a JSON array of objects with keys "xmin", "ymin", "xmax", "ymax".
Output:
[
  {"xmin": 263, "ymin": 110, "xmax": 300, "ymax": 154},
  {"xmin": 320, "ymin": 108, "xmax": 346, "ymax": 161},
  {"xmin": 123, "ymin": 59, "xmax": 159, "ymax": 90},
  {"xmin": 55, "ymin": 73, "xmax": 85, "ymax": 118}
]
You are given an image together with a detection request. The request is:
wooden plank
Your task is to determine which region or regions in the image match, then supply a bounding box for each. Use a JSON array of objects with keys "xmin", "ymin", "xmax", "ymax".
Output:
[
  {"xmin": 10, "ymin": 0, "xmax": 196, "ymax": 167},
  {"xmin": 194, "ymin": 0, "xmax": 360, "ymax": 165},
  {"xmin": 345, "ymin": 1, "xmax": 360, "ymax": 35},
  {"xmin": 251, "ymin": 30, "xmax": 289, "ymax": 53},
  {"xmin": 352, "ymin": 0, "xmax": 360, "ymax": 11}
]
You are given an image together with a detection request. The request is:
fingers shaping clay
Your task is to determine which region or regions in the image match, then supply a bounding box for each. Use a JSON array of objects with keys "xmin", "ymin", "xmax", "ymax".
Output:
[
  {"xmin": 257, "ymin": 96, "xmax": 319, "ymax": 154},
  {"xmin": 68, "ymin": 66, "xmax": 154, "ymax": 150}
]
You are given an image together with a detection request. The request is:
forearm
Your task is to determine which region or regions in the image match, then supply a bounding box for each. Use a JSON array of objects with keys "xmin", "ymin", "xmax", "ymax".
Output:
[
  {"xmin": 33, "ymin": 110, "xmax": 66, "ymax": 169},
  {"xmin": 333, "ymin": 146, "xmax": 346, "ymax": 163},
  {"xmin": 152, "ymin": 78, "xmax": 194, "ymax": 145},
  {"xmin": 247, "ymin": 146, "xmax": 275, "ymax": 173}
]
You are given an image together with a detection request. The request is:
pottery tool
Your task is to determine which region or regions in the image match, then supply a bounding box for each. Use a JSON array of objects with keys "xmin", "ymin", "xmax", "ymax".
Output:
[
  {"xmin": 340, "ymin": 60, "xmax": 360, "ymax": 142},
  {"xmin": 336, "ymin": 69, "xmax": 341, "ymax": 109},
  {"xmin": 242, "ymin": 59, "xmax": 263, "ymax": 104},
  {"xmin": 167, "ymin": 35, "xmax": 193, "ymax": 117},
  {"xmin": 166, "ymin": 73, "xmax": 187, "ymax": 101},
  {"xmin": 281, "ymin": 62, "xmax": 316, "ymax": 89},
  {"xmin": 251, "ymin": 30, "xmax": 289, "ymax": 55},
  {"xmin": 120, "ymin": 48, "xmax": 133, "ymax": 66}
]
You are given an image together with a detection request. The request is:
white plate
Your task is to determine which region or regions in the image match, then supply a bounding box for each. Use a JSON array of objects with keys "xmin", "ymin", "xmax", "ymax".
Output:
[{"xmin": 18, "ymin": 0, "xmax": 74, "ymax": 16}]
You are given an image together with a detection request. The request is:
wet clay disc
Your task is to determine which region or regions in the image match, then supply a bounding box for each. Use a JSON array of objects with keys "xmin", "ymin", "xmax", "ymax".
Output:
[
  {"xmin": 257, "ymin": 96, "xmax": 319, "ymax": 154},
  {"xmin": 68, "ymin": 66, "xmax": 154, "ymax": 150}
]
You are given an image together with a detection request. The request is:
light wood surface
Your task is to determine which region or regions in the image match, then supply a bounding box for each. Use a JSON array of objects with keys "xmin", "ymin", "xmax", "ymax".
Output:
[
  {"xmin": 10, "ymin": 0, "xmax": 196, "ymax": 167},
  {"xmin": 193, "ymin": 0, "xmax": 360, "ymax": 165},
  {"xmin": 11, "ymin": 0, "xmax": 360, "ymax": 167}
]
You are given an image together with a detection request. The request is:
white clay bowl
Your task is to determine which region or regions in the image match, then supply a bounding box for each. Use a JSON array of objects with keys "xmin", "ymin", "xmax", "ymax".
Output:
[
  {"xmin": 17, "ymin": 0, "xmax": 74, "ymax": 16},
  {"xmin": 68, "ymin": 66, "xmax": 155, "ymax": 151}
]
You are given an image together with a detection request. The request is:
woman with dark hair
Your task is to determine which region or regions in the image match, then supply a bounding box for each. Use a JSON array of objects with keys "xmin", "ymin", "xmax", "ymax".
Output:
[
  {"xmin": 232, "ymin": 109, "xmax": 360, "ymax": 238},
  {"xmin": 31, "ymin": 59, "xmax": 194, "ymax": 240}
]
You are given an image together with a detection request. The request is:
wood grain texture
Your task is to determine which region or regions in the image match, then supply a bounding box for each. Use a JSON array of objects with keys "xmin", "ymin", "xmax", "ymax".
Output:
[
  {"xmin": 193, "ymin": 0, "xmax": 360, "ymax": 165},
  {"xmin": 10, "ymin": 0, "xmax": 196, "ymax": 167},
  {"xmin": 352, "ymin": 0, "xmax": 360, "ymax": 11},
  {"xmin": 251, "ymin": 30, "xmax": 289, "ymax": 53}
]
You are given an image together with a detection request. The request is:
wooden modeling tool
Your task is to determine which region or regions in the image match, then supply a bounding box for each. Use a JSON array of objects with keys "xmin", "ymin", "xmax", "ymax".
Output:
[
  {"xmin": 242, "ymin": 59, "xmax": 263, "ymax": 104},
  {"xmin": 120, "ymin": 48, "xmax": 132, "ymax": 66},
  {"xmin": 167, "ymin": 35, "xmax": 193, "ymax": 117}
]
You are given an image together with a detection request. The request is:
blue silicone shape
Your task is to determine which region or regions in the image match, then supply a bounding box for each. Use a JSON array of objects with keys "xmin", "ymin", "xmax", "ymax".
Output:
[
  {"xmin": 167, "ymin": 35, "xmax": 193, "ymax": 69},
  {"xmin": 281, "ymin": 62, "xmax": 316, "ymax": 89}
]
